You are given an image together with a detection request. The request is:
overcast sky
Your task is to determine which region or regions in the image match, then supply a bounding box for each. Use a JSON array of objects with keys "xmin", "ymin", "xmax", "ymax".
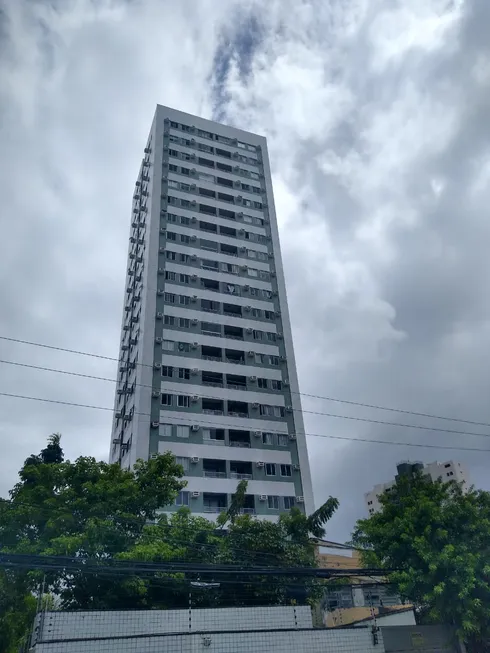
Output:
[{"xmin": 1, "ymin": 0, "xmax": 490, "ymax": 541}]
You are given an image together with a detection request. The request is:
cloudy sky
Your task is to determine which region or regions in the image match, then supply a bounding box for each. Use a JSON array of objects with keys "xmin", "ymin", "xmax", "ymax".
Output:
[{"xmin": 1, "ymin": 0, "xmax": 490, "ymax": 541}]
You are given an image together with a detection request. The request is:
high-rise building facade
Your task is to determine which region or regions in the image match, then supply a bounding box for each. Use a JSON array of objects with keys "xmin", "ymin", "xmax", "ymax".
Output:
[
  {"xmin": 110, "ymin": 105, "xmax": 314, "ymax": 520},
  {"xmin": 365, "ymin": 460, "xmax": 469, "ymax": 515}
]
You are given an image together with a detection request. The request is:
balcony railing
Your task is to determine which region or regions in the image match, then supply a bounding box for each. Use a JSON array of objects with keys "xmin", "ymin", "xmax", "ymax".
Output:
[
  {"xmin": 203, "ymin": 506, "xmax": 227, "ymax": 513},
  {"xmin": 223, "ymin": 334, "xmax": 244, "ymax": 341},
  {"xmin": 201, "ymin": 264, "xmax": 220, "ymax": 272},
  {"xmin": 223, "ymin": 311, "xmax": 242, "ymax": 317},
  {"xmin": 202, "ymin": 381, "xmax": 224, "ymax": 388},
  {"xmin": 228, "ymin": 411, "xmax": 248, "ymax": 418},
  {"xmin": 203, "ymin": 471, "xmax": 227, "ymax": 479},
  {"xmin": 230, "ymin": 472, "xmax": 253, "ymax": 480},
  {"xmin": 240, "ymin": 508, "xmax": 256, "ymax": 515},
  {"xmin": 227, "ymin": 383, "xmax": 247, "ymax": 391},
  {"xmin": 229, "ymin": 441, "xmax": 251, "ymax": 448},
  {"xmin": 203, "ymin": 438, "xmax": 225, "ymax": 446},
  {"xmin": 202, "ymin": 409, "xmax": 224, "ymax": 416},
  {"xmin": 202, "ymin": 355, "xmax": 222, "ymax": 362},
  {"xmin": 201, "ymin": 330, "xmax": 222, "ymax": 337},
  {"xmin": 201, "ymin": 307, "xmax": 220, "ymax": 314},
  {"xmin": 225, "ymin": 358, "xmax": 245, "ymax": 365}
]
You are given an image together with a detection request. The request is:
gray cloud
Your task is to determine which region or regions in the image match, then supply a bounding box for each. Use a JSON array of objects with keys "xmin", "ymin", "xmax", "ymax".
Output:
[{"xmin": 1, "ymin": 0, "xmax": 489, "ymax": 541}]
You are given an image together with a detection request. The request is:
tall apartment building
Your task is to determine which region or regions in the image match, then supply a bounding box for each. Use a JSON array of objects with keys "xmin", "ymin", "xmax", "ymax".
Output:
[
  {"xmin": 365, "ymin": 460, "xmax": 469, "ymax": 515},
  {"xmin": 110, "ymin": 105, "xmax": 314, "ymax": 520}
]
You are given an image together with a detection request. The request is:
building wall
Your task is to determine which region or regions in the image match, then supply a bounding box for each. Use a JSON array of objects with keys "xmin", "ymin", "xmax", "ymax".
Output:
[
  {"xmin": 365, "ymin": 461, "xmax": 470, "ymax": 515},
  {"xmin": 109, "ymin": 105, "xmax": 314, "ymax": 519}
]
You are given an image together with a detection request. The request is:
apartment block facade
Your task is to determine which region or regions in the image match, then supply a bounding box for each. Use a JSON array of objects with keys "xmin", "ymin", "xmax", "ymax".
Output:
[
  {"xmin": 365, "ymin": 460, "xmax": 469, "ymax": 515},
  {"xmin": 110, "ymin": 105, "xmax": 314, "ymax": 520}
]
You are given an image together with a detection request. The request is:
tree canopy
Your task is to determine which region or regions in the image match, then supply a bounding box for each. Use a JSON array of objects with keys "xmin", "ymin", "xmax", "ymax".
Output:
[
  {"xmin": 0, "ymin": 434, "xmax": 339, "ymax": 651},
  {"xmin": 352, "ymin": 472, "xmax": 490, "ymax": 647}
]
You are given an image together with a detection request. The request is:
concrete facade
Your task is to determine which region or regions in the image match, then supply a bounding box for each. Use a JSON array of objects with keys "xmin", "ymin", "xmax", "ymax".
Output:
[
  {"xmin": 109, "ymin": 105, "xmax": 314, "ymax": 519},
  {"xmin": 365, "ymin": 460, "xmax": 469, "ymax": 515}
]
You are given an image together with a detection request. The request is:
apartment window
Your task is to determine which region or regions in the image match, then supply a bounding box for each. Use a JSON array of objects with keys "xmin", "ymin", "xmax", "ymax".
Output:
[
  {"xmin": 166, "ymin": 251, "xmax": 177, "ymax": 261},
  {"xmin": 216, "ymin": 162, "xmax": 232, "ymax": 172},
  {"xmin": 177, "ymin": 395, "xmax": 190, "ymax": 408},
  {"xmin": 269, "ymin": 356, "xmax": 279, "ymax": 366},
  {"xmin": 267, "ymin": 496, "xmax": 279, "ymax": 510},
  {"xmin": 216, "ymin": 147, "xmax": 231, "ymax": 159},
  {"xmin": 166, "ymin": 231, "xmax": 177, "ymax": 241},
  {"xmin": 178, "ymin": 367, "xmax": 190, "ymax": 380},
  {"xmin": 201, "ymin": 322, "xmax": 221, "ymax": 334},
  {"xmin": 167, "ymin": 213, "xmax": 178, "ymax": 222},
  {"xmin": 224, "ymin": 283, "xmax": 239, "ymax": 295},
  {"xmin": 179, "ymin": 317, "xmax": 190, "ymax": 328},
  {"xmin": 262, "ymin": 432, "xmax": 274, "ymax": 445},
  {"xmin": 271, "ymin": 380, "xmax": 282, "ymax": 391},
  {"xmin": 444, "ymin": 463, "xmax": 451, "ymax": 468},
  {"xmin": 168, "ymin": 180, "xmax": 179, "ymax": 189},
  {"xmin": 221, "ymin": 262, "xmax": 239, "ymax": 274},
  {"xmin": 217, "ymin": 192, "xmax": 234, "ymax": 203},
  {"xmin": 164, "ymin": 293, "xmax": 176, "ymax": 303},
  {"xmin": 253, "ymin": 201, "xmax": 263, "ymax": 209},
  {"xmin": 248, "ymin": 268, "xmax": 258, "ymax": 278},
  {"xmin": 219, "ymin": 208, "xmax": 235, "ymax": 219},
  {"xmin": 283, "ymin": 496, "xmax": 295, "ymax": 510},
  {"xmin": 367, "ymin": 500, "xmax": 373, "ymax": 506},
  {"xmin": 258, "ymin": 378, "xmax": 268, "ymax": 389},
  {"xmin": 161, "ymin": 393, "xmax": 173, "ymax": 406},
  {"xmin": 176, "ymin": 425, "xmax": 190, "ymax": 438},
  {"xmin": 165, "ymin": 271, "xmax": 176, "ymax": 281},
  {"xmin": 254, "ymin": 330, "xmax": 264, "ymax": 341},
  {"xmin": 251, "ymin": 308, "xmax": 263, "ymax": 318},
  {"xmin": 179, "ymin": 295, "xmax": 190, "ymax": 305},
  {"xmin": 243, "ymin": 199, "xmax": 252, "ymax": 207},
  {"xmin": 176, "ymin": 456, "xmax": 190, "ymax": 472},
  {"xmin": 201, "ymin": 239, "xmax": 219, "ymax": 252},
  {"xmin": 267, "ymin": 333, "xmax": 276, "ymax": 342},
  {"xmin": 170, "ymin": 121, "xmax": 179, "ymax": 128},
  {"xmin": 162, "ymin": 365, "xmax": 173, "ymax": 377},
  {"xmin": 264, "ymin": 310, "xmax": 275, "ymax": 320},
  {"xmin": 179, "ymin": 274, "xmax": 190, "ymax": 284},
  {"xmin": 199, "ymin": 187, "xmax": 216, "ymax": 198},
  {"xmin": 198, "ymin": 143, "xmax": 213, "ymax": 153},
  {"xmin": 265, "ymin": 463, "xmax": 276, "ymax": 476},
  {"xmin": 164, "ymin": 315, "xmax": 175, "ymax": 326},
  {"xmin": 180, "ymin": 234, "xmax": 191, "ymax": 245},
  {"xmin": 162, "ymin": 340, "xmax": 175, "ymax": 351},
  {"xmin": 259, "ymin": 272, "xmax": 271, "ymax": 283},
  {"xmin": 168, "ymin": 164, "xmax": 178, "ymax": 172},
  {"xmin": 169, "ymin": 148, "xmax": 179, "ymax": 157},
  {"xmin": 280, "ymin": 464, "xmax": 292, "ymax": 477},
  {"xmin": 260, "ymin": 405, "xmax": 284, "ymax": 417},
  {"xmin": 181, "ymin": 168, "xmax": 190, "ymax": 176},
  {"xmin": 175, "ymin": 490, "xmax": 189, "ymax": 506},
  {"xmin": 199, "ymin": 204, "xmax": 217, "ymax": 216},
  {"xmin": 161, "ymin": 424, "xmax": 172, "ymax": 437},
  {"xmin": 177, "ymin": 342, "xmax": 190, "ymax": 352},
  {"xmin": 180, "ymin": 253, "xmax": 191, "ymax": 263},
  {"xmin": 255, "ymin": 353, "xmax": 265, "ymax": 364},
  {"xmin": 277, "ymin": 434, "xmax": 288, "ymax": 447},
  {"xmin": 447, "ymin": 471, "xmax": 454, "ymax": 477},
  {"xmin": 198, "ymin": 157, "xmax": 214, "ymax": 168},
  {"xmin": 198, "ymin": 129, "xmax": 213, "ymax": 139},
  {"xmin": 217, "ymin": 176, "xmax": 233, "ymax": 188}
]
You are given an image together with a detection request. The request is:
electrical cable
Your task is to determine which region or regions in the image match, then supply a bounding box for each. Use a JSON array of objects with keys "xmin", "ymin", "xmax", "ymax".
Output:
[
  {"xmin": 0, "ymin": 389, "xmax": 489, "ymax": 453},
  {"xmin": 1, "ymin": 333, "xmax": 489, "ymax": 429}
]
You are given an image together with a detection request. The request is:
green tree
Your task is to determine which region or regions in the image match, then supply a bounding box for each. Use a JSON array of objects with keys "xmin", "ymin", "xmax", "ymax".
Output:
[{"xmin": 352, "ymin": 473, "xmax": 490, "ymax": 648}]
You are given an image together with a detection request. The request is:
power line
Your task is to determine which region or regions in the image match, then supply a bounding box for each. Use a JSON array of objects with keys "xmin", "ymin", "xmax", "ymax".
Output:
[
  {"xmin": 0, "ymin": 390, "xmax": 489, "ymax": 453},
  {"xmin": 2, "ymin": 333, "xmax": 489, "ymax": 429},
  {"xmin": 4, "ymin": 357, "xmax": 490, "ymax": 440}
]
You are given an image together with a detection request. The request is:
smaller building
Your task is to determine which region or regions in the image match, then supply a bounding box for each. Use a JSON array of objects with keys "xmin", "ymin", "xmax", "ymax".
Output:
[{"xmin": 365, "ymin": 460, "xmax": 469, "ymax": 515}]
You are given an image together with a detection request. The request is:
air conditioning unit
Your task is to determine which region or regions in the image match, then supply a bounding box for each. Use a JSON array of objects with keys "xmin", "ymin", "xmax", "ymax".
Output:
[
  {"xmin": 272, "ymin": 291, "xmax": 278, "ymax": 297},
  {"xmin": 191, "ymin": 395, "xmax": 199, "ymax": 402},
  {"xmin": 191, "ymin": 491, "xmax": 200, "ymax": 498},
  {"xmin": 191, "ymin": 342, "xmax": 199, "ymax": 349},
  {"xmin": 289, "ymin": 434, "xmax": 297, "ymax": 440},
  {"xmin": 156, "ymin": 312, "xmax": 164, "ymax": 319},
  {"xmin": 152, "ymin": 390, "xmax": 160, "ymax": 398},
  {"xmin": 246, "ymin": 327, "xmax": 253, "ymax": 334},
  {"xmin": 252, "ymin": 402, "xmax": 259, "ymax": 409},
  {"xmin": 151, "ymin": 421, "xmax": 160, "ymax": 428},
  {"xmin": 239, "ymin": 246, "xmax": 247, "ymax": 252},
  {"xmin": 191, "ymin": 368, "xmax": 199, "ymax": 375},
  {"xmin": 259, "ymin": 495, "xmax": 267, "ymax": 501},
  {"xmin": 191, "ymin": 296, "xmax": 198, "ymax": 302},
  {"xmin": 191, "ymin": 425, "xmax": 200, "ymax": 432},
  {"xmin": 241, "ymin": 264, "xmax": 248, "ymax": 270},
  {"xmin": 191, "ymin": 318, "xmax": 198, "ymax": 325},
  {"xmin": 159, "ymin": 247, "xmax": 165, "ymax": 253},
  {"xmin": 158, "ymin": 268, "xmax": 165, "ymax": 274},
  {"xmin": 154, "ymin": 363, "xmax": 161, "ymax": 369},
  {"xmin": 155, "ymin": 337, "xmax": 163, "ymax": 343},
  {"xmin": 286, "ymin": 406, "xmax": 293, "ymax": 413},
  {"xmin": 160, "ymin": 227, "xmax": 167, "ymax": 233},
  {"xmin": 190, "ymin": 235, "xmax": 197, "ymax": 241},
  {"xmin": 115, "ymin": 411, "xmax": 122, "ymax": 419},
  {"xmin": 243, "ymin": 284, "xmax": 250, "ymax": 291},
  {"xmin": 247, "ymin": 351, "xmax": 255, "ymax": 357},
  {"xmin": 275, "ymin": 310, "xmax": 281, "ymax": 317},
  {"xmin": 244, "ymin": 305, "xmax": 252, "ymax": 312},
  {"xmin": 191, "ymin": 199, "xmax": 197, "ymax": 206},
  {"xmin": 270, "ymin": 271, "xmax": 276, "ymax": 278},
  {"xmin": 296, "ymin": 496, "xmax": 304, "ymax": 503},
  {"xmin": 256, "ymin": 461, "xmax": 265, "ymax": 467},
  {"xmin": 293, "ymin": 464, "xmax": 300, "ymax": 471},
  {"xmin": 191, "ymin": 457, "xmax": 199, "ymax": 463},
  {"xmin": 283, "ymin": 379, "xmax": 290, "ymax": 386},
  {"xmin": 277, "ymin": 332, "xmax": 283, "ymax": 339},
  {"xmin": 150, "ymin": 453, "xmax": 159, "ymax": 459},
  {"xmin": 144, "ymin": 147, "xmax": 151, "ymax": 154},
  {"xmin": 280, "ymin": 356, "xmax": 287, "ymax": 362},
  {"xmin": 253, "ymin": 430, "xmax": 262, "ymax": 437},
  {"xmin": 191, "ymin": 254, "xmax": 198, "ymax": 261},
  {"xmin": 157, "ymin": 289, "xmax": 164, "ymax": 295},
  {"xmin": 268, "ymin": 252, "xmax": 274, "ymax": 259},
  {"xmin": 233, "ymin": 180, "xmax": 241, "ymax": 188},
  {"xmin": 191, "ymin": 274, "xmax": 198, "ymax": 281},
  {"xmin": 249, "ymin": 375, "xmax": 257, "ymax": 382}
]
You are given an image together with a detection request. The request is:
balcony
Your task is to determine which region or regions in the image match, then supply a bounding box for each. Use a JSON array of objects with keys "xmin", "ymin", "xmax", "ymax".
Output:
[
  {"xmin": 225, "ymin": 357, "xmax": 245, "ymax": 365},
  {"xmin": 202, "ymin": 381, "xmax": 224, "ymax": 388},
  {"xmin": 230, "ymin": 472, "xmax": 252, "ymax": 480},
  {"xmin": 204, "ymin": 471, "xmax": 227, "ymax": 479},
  {"xmin": 228, "ymin": 430, "xmax": 251, "ymax": 448},
  {"xmin": 229, "ymin": 441, "xmax": 250, "ymax": 448},
  {"xmin": 203, "ymin": 408, "xmax": 224, "ymax": 416},
  {"xmin": 240, "ymin": 508, "xmax": 256, "ymax": 515},
  {"xmin": 203, "ymin": 506, "xmax": 226, "ymax": 513},
  {"xmin": 202, "ymin": 355, "xmax": 222, "ymax": 362},
  {"xmin": 203, "ymin": 492, "xmax": 227, "ymax": 513}
]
